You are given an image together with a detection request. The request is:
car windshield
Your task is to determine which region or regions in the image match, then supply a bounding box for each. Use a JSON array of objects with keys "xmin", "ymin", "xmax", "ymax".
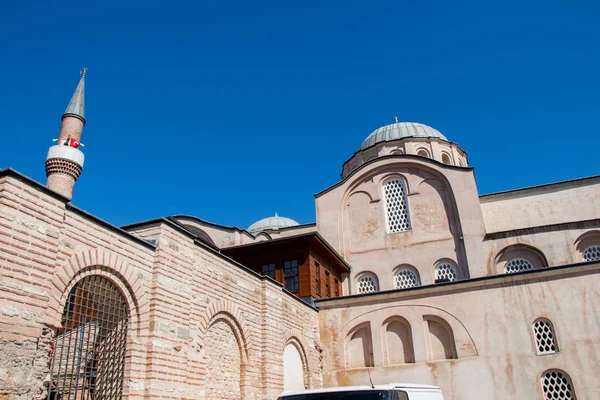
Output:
[{"xmin": 279, "ymin": 390, "xmax": 391, "ymax": 400}]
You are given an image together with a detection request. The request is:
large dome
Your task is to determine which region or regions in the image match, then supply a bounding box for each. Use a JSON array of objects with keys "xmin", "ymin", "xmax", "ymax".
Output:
[
  {"xmin": 359, "ymin": 122, "xmax": 447, "ymax": 150},
  {"xmin": 248, "ymin": 213, "xmax": 299, "ymax": 234}
]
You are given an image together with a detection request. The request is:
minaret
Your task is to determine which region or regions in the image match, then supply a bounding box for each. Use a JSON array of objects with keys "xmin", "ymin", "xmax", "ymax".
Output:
[{"xmin": 45, "ymin": 69, "xmax": 87, "ymax": 199}]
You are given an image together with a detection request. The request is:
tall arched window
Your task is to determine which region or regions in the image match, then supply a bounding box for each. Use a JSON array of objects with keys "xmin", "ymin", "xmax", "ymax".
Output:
[
  {"xmin": 435, "ymin": 262, "xmax": 458, "ymax": 283},
  {"xmin": 394, "ymin": 268, "xmax": 419, "ymax": 289},
  {"xmin": 48, "ymin": 275, "xmax": 129, "ymax": 399},
  {"xmin": 382, "ymin": 178, "xmax": 411, "ymax": 233},
  {"xmin": 533, "ymin": 318, "xmax": 559, "ymax": 355},
  {"xmin": 541, "ymin": 369, "xmax": 576, "ymax": 400},
  {"xmin": 356, "ymin": 273, "xmax": 378, "ymax": 294}
]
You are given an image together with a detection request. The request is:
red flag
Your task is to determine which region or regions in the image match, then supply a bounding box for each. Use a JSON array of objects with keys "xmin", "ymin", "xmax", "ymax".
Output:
[{"xmin": 67, "ymin": 138, "xmax": 80, "ymax": 148}]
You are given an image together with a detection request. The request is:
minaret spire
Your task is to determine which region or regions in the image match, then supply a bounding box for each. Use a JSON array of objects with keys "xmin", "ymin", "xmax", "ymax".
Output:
[
  {"xmin": 62, "ymin": 68, "xmax": 86, "ymax": 124},
  {"xmin": 45, "ymin": 69, "xmax": 88, "ymax": 199}
]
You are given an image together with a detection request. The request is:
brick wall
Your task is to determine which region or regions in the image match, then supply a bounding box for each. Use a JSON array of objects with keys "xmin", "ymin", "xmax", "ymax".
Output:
[{"xmin": 0, "ymin": 171, "xmax": 322, "ymax": 399}]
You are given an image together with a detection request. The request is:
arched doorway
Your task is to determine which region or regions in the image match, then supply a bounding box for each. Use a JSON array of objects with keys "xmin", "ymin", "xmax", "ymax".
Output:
[
  {"xmin": 47, "ymin": 275, "xmax": 129, "ymax": 399},
  {"xmin": 283, "ymin": 343, "xmax": 306, "ymax": 392}
]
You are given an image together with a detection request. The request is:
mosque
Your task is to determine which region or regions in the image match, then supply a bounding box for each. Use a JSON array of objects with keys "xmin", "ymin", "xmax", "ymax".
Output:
[{"xmin": 0, "ymin": 72, "xmax": 599, "ymax": 400}]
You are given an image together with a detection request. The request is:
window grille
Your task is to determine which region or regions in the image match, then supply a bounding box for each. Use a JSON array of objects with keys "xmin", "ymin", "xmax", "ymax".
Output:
[
  {"xmin": 47, "ymin": 275, "xmax": 129, "ymax": 400},
  {"xmin": 582, "ymin": 245, "xmax": 600, "ymax": 261},
  {"xmin": 533, "ymin": 319, "xmax": 558, "ymax": 355},
  {"xmin": 503, "ymin": 258, "xmax": 533, "ymax": 274},
  {"xmin": 435, "ymin": 263, "xmax": 457, "ymax": 283},
  {"xmin": 261, "ymin": 263, "xmax": 276, "ymax": 280},
  {"xmin": 357, "ymin": 275, "xmax": 378, "ymax": 294},
  {"xmin": 394, "ymin": 269, "xmax": 419, "ymax": 289},
  {"xmin": 382, "ymin": 178, "xmax": 411, "ymax": 233},
  {"xmin": 284, "ymin": 260, "xmax": 299, "ymax": 292},
  {"xmin": 541, "ymin": 370, "xmax": 576, "ymax": 400}
]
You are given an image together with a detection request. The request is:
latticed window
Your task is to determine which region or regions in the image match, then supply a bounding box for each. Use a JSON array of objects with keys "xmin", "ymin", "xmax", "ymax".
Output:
[
  {"xmin": 503, "ymin": 258, "xmax": 534, "ymax": 274},
  {"xmin": 284, "ymin": 260, "xmax": 299, "ymax": 292},
  {"xmin": 382, "ymin": 178, "xmax": 411, "ymax": 233},
  {"xmin": 357, "ymin": 275, "xmax": 378, "ymax": 294},
  {"xmin": 48, "ymin": 275, "xmax": 129, "ymax": 400},
  {"xmin": 533, "ymin": 319, "xmax": 558, "ymax": 355},
  {"xmin": 582, "ymin": 245, "xmax": 600, "ymax": 261},
  {"xmin": 394, "ymin": 269, "xmax": 419, "ymax": 289},
  {"xmin": 435, "ymin": 263, "xmax": 457, "ymax": 283},
  {"xmin": 541, "ymin": 370, "xmax": 576, "ymax": 400}
]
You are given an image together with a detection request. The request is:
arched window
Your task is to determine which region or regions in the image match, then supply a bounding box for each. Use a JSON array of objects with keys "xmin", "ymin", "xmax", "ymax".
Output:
[
  {"xmin": 495, "ymin": 244, "xmax": 547, "ymax": 275},
  {"xmin": 434, "ymin": 261, "xmax": 458, "ymax": 283},
  {"xmin": 533, "ymin": 318, "xmax": 559, "ymax": 355},
  {"xmin": 541, "ymin": 369, "xmax": 576, "ymax": 400},
  {"xmin": 583, "ymin": 245, "xmax": 600, "ymax": 261},
  {"xmin": 382, "ymin": 178, "xmax": 411, "ymax": 233},
  {"xmin": 574, "ymin": 231, "xmax": 600, "ymax": 262},
  {"xmin": 504, "ymin": 258, "xmax": 534, "ymax": 274},
  {"xmin": 441, "ymin": 153, "xmax": 452, "ymax": 165},
  {"xmin": 416, "ymin": 149, "xmax": 430, "ymax": 158},
  {"xmin": 394, "ymin": 268, "xmax": 419, "ymax": 289},
  {"xmin": 48, "ymin": 275, "xmax": 129, "ymax": 399},
  {"xmin": 356, "ymin": 273, "xmax": 378, "ymax": 294}
]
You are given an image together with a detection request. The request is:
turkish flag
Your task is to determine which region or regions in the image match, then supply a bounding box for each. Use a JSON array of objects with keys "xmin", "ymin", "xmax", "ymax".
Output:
[{"xmin": 67, "ymin": 138, "xmax": 80, "ymax": 148}]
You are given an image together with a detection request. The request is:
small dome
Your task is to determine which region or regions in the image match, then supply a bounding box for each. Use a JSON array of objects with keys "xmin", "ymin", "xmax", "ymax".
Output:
[
  {"xmin": 248, "ymin": 213, "xmax": 299, "ymax": 234},
  {"xmin": 360, "ymin": 122, "xmax": 447, "ymax": 150}
]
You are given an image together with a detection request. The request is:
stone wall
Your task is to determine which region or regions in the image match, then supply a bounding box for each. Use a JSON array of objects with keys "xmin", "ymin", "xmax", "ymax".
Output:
[{"xmin": 0, "ymin": 171, "xmax": 322, "ymax": 399}]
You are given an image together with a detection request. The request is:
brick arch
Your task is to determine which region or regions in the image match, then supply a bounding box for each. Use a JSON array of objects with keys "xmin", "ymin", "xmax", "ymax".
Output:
[
  {"xmin": 282, "ymin": 329, "xmax": 311, "ymax": 388},
  {"xmin": 198, "ymin": 299, "xmax": 252, "ymax": 364},
  {"xmin": 45, "ymin": 248, "xmax": 149, "ymax": 337}
]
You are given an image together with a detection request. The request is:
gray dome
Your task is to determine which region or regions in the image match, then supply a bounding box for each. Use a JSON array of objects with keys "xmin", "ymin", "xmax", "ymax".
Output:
[
  {"xmin": 248, "ymin": 213, "xmax": 299, "ymax": 234},
  {"xmin": 360, "ymin": 122, "xmax": 447, "ymax": 150}
]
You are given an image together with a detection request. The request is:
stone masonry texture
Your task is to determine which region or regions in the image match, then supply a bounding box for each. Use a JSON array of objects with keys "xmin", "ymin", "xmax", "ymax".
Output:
[{"xmin": 0, "ymin": 173, "xmax": 322, "ymax": 399}]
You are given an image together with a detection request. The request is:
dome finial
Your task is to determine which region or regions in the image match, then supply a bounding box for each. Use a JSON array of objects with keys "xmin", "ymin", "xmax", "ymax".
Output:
[
  {"xmin": 394, "ymin": 116, "xmax": 399, "ymax": 123},
  {"xmin": 275, "ymin": 212, "xmax": 278, "ymax": 217}
]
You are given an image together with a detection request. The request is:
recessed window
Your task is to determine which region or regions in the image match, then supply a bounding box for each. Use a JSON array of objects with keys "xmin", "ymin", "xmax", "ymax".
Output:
[
  {"xmin": 441, "ymin": 153, "xmax": 452, "ymax": 165},
  {"xmin": 541, "ymin": 370, "xmax": 576, "ymax": 400},
  {"xmin": 533, "ymin": 318, "xmax": 558, "ymax": 355},
  {"xmin": 417, "ymin": 149, "xmax": 430, "ymax": 158},
  {"xmin": 261, "ymin": 263, "xmax": 275, "ymax": 280},
  {"xmin": 503, "ymin": 258, "xmax": 534, "ymax": 274},
  {"xmin": 435, "ymin": 262, "xmax": 457, "ymax": 283},
  {"xmin": 583, "ymin": 245, "xmax": 600, "ymax": 261},
  {"xmin": 325, "ymin": 270, "xmax": 331, "ymax": 297},
  {"xmin": 334, "ymin": 278, "xmax": 339, "ymax": 297},
  {"xmin": 315, "ymin": 262, "xmax": 320, "ymax": 296},
  {"xmin": 394, "ymin": 269, "xmax": 419, "ymax": 289},
  {"xmin": 284, "ymin": 260, "xmax": 299, "ymax": 292},
  {"xmin": 357, "ymin": 274, "xmax": 378, "ymax": 294},
  {"xmin": 382, "ymin": 178, "xmax": 411, "ymax": 233}
]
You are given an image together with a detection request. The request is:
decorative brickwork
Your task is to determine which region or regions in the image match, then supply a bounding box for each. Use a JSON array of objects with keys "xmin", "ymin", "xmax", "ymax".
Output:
[{"xmin": 45, "ymin": 158, "xmax": 82, "ymax": 180}]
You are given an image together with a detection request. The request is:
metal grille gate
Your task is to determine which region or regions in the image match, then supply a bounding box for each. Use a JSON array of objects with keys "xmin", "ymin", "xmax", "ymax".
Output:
[{"xmin": 47, "ymin": 275, "xmax": 129, "ymax": 399}]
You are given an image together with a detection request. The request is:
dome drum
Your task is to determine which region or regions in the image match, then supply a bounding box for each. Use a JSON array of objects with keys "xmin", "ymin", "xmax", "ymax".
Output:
[{"xmin": 342, "ymin": 121, "xmax": 468, "ymax": 178}]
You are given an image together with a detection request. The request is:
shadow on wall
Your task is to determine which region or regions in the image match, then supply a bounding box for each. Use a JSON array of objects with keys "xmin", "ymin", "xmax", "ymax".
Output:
[{"xmin": 343, "ymin": 305, "xmax": 477, "ymax": 369}]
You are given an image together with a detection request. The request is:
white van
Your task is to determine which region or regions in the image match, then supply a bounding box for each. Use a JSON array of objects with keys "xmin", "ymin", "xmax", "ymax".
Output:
[{"xmin": 277, "ymin": 383, "xmax": 444, "ymax": 400}]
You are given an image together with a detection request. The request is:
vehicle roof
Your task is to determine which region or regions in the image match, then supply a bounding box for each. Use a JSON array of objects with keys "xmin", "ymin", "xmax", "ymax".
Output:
[{"xmin": 280, "ymin": 383, "xmax": 441, "ymax": 397}]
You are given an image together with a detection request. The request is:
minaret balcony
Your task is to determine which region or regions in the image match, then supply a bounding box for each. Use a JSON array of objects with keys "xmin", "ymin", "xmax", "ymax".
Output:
[{"xmin": 46, "ymin": 145, "xmax": 85, "ymax": 168}]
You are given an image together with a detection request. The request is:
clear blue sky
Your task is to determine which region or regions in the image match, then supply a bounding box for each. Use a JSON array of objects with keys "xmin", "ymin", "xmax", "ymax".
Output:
[{"xmin": 1, "ymin": 0, "xmax": 598, "ymax": 228}]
